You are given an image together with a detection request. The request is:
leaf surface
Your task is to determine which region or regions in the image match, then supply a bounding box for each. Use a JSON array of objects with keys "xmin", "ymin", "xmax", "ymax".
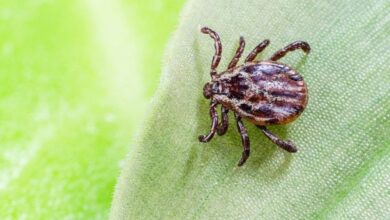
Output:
[
  {"xmin": 111, "ymin": 0, "xmax": 390, "ymax": 219},
  {"xmin": 0, "ymin": 0, "xmax": 183, "ymax": 218}
]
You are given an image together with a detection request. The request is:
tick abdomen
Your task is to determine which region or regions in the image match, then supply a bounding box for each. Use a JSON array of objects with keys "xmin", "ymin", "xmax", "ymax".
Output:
[{"xmin": 214, "ymin": 61, "xmax": 308, "ymax": 125}]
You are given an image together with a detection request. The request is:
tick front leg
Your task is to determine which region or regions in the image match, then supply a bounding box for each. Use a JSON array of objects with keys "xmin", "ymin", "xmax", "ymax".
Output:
[
  {"xmin": 235, "ymin": 113, "xmax": 250, "ymax": 166},
  {"xmin": 199, "ymin": 101, "xmax": 219, "ymax": 142},
  {"xmin": 257, "ymin": 126, "xmax": 297, "ymax": 152},
  {"xmin": 245, "ymin": 39, "xmax": 270, "ymax": 62},
  {"xmin": 217, "ymin": 106, "xmax": 229, "ymax": 136},
  {"xmin": 201, "ymin": 27, "xmax": 222, "ymax": 80},
  {"xmin": 269, "ymin": 41, "xmax": 310, "ymax": 61},
  {"xmin": 227, "ymin": 36, "xmax": 245, "ymax": 69}
]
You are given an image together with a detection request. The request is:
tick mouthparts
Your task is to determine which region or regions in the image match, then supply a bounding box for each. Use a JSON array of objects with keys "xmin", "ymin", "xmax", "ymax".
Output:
[{"xmin": 203, "ymin": 82, "xmax": 212, "ymax": 99}]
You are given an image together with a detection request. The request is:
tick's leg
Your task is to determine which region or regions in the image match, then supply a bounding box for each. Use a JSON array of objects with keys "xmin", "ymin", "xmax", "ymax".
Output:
[
  {"xmin": 257, "ymin": 126, "xmax": 297, "ymax": 152},
  {"xmin": 217, "ymin": 106, "xmax": 229, "ymax": 136},
  {"xmin": 201, "ymin": 27, "xmax": 222, "ymax": 80},
  {"xmin": 199, "ymin": 101, "xmax": 219, "ymax": 142},
  {"xmin": 245, "ymin": 39, "xmax": 270, "ymax": 62},
  {"xmin": 227, "ymin": 36, "xmax": 245, "ymax": 69},
  {"xmin": 235, "ymin": 113, "xmax": 250, "ymax": 166},
  {"xmin": 269, "ymin": 41, "xmax": 310, "ymax": 61}
]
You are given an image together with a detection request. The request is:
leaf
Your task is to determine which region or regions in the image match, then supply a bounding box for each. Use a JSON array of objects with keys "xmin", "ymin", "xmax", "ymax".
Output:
[
  {"xmin": 0, "ymin": 0, "xmax": 184, "ymax": 218},
  {"xmin": 111, "ymin": 0, "xmax": 390, "ymax": 219}
]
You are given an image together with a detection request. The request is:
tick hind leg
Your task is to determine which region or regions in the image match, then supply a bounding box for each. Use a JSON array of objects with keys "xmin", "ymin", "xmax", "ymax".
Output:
[
  {"xmin": 201, "ymin": 27, "xmax": 222, "ymax": 79},
  {"xmin": 245, "ymin": 39, "xmax": 270, "ymax": 62},
  {"xmin": 227, "ymin": 36, "xmax": 245, "ymax": 69},
  {"xmin": 199, "ymin": 101, "xmax": 219, "ymax": 142},
  {"xmin": 235, "ymin": 113, "xmax": 250, "ymax": 166},
  {"xmin": 269, "ymin": 41, "xmax": 310, "ymax": 61},
  {"xmin": 257, "ymin": 126, "xmax": 297, "ymax": 152},
  {"xmin": 217, "ymin": 106, "xmax": 229, "ymax": 136}
]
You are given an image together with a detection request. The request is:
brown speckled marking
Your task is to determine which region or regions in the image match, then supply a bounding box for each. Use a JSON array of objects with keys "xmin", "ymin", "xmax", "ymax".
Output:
[
  {"xmin": 199, "ymin": 27, "xmax": 310, "ymax": 166},
  {"xmin": 213, "ymin": 61, "xmax": 308, "ymax": 126}
]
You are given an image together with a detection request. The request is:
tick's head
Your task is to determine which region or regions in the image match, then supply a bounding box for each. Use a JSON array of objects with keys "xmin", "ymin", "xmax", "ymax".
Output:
[
  {"xmin": 203, "ymin": 81, "xmax": 222, "ymax": 99},
  {"xmin": 203, "ymin": 82, "xmax": 213, "ymax": 99}
]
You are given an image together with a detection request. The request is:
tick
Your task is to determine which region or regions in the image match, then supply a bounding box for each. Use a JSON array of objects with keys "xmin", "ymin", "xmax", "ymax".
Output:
[{"xmin": 199, "ymin": 27, "xmax": 311, "ymax": 166}]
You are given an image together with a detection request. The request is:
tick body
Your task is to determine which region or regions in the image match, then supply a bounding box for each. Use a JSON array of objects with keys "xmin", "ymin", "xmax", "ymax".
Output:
[{"xmin": 199, "ymin": 27, "xmax": 311, "ymax": 166}]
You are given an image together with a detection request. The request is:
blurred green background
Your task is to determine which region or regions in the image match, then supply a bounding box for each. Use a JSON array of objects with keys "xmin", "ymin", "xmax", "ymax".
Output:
[{"xmin": 0, "ymin": 0, "xmax": 184, "ymax": 218}]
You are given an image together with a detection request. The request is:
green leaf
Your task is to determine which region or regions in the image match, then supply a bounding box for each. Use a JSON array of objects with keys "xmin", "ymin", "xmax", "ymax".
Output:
[
  {"xmin": 0, "ymin": 0, "xmax": 184, "ymax": 218},
  {"xmin": 111, "ymin": 0, "xmax": 390, "ymax": 219}
]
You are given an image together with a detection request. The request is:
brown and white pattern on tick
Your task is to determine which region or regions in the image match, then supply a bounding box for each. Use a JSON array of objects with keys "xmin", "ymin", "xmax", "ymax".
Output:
[
  {"xmin": 199, "ymin": 27, "xmax": 311, "ymax": 166},
  {"xmin": 212, "ymin": 61, "xmax": 308, "ymax": 125}
]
